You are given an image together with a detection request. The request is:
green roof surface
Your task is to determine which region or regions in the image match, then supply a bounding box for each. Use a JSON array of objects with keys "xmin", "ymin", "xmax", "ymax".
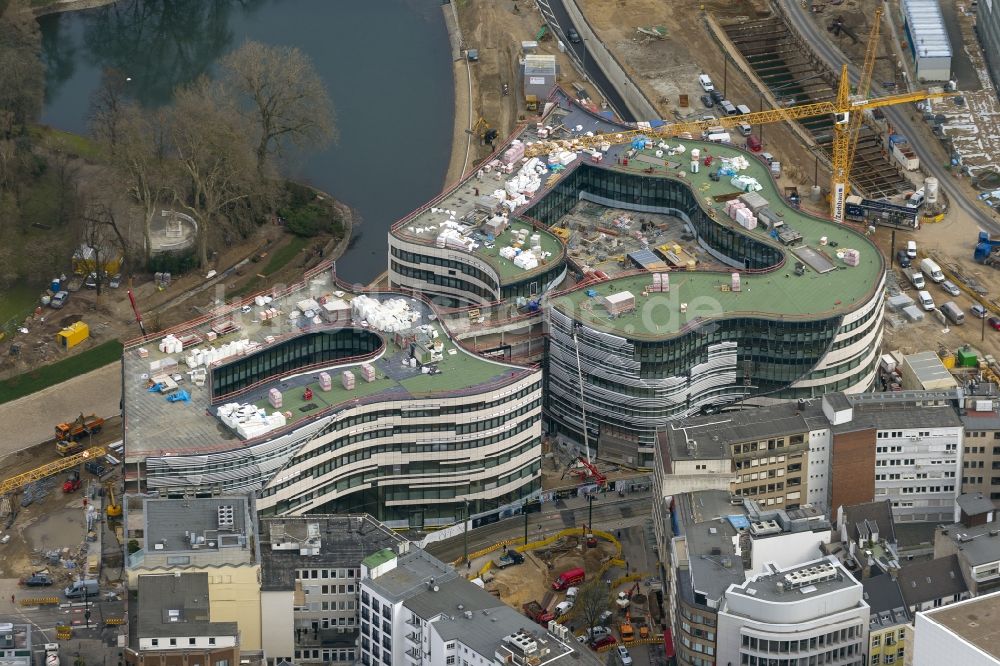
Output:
[
  {"xmin": 482, "ymin": 219, "xmax": 565, "ymax": 280},
  {"xmin": 254, "ymin": 319, "xmax": 526, "ymax": 429},
  {"xmin": 363, "ymin": 548, "xmax": 398, "ymax": 569},
  {"xmin": 551, "ymin": 141, "xmax": 884, "ymax": 339},
  {"xmin": 391, "ymin": 186, "xmax": 565, "ymax": 284}
]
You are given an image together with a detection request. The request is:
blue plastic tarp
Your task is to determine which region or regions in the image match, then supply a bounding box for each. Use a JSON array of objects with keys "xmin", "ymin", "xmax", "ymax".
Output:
[{"xmin": 167, "ymin": 390, "xmax": 190, "ymax": 403}]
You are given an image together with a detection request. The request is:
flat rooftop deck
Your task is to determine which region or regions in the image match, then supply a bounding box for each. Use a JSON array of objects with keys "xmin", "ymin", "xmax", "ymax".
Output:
[
  {"xmin": 547, "ymin": 140, "xmax": 883, "ymax": 338},
  {"xmin": 398, "ymin": 209, "xmax": 564, "ymax": 282},
  {"xmin": 392, "ymin": 126, "xmax": 566, "ymax": 284},
  {"xmin": 393, "ymin": 90, "xmax": 883, "ymax": 336},
  {"xmin": 123, "ymin": 267, "xmax": 531, "ymax": 460}
]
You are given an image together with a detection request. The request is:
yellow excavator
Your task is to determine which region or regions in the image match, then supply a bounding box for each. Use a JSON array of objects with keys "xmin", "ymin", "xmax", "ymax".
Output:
[{"xmin": 105, "ymin": 481, "xmax": 122, "ymax": 518}]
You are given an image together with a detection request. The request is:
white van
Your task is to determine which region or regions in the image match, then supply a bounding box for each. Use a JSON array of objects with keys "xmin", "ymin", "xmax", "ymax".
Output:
[
  {"xmin": 906, "ymin": 240, "xmax": 917, "ymax": 259},
  {"xmin": 64, "ymin": 579, "xmax": 99, "ymax": 599},
  {"xmin": 919, "ymin": 257, "xmax": 945, "ymax": 283},
  {"xmin": 555, "ymin": 600, "xmax": 574, "ymax": 616},
  {"xmin": 706, "ymin": 132, "xmax": 731, "ymax": 143},
  {"xmin": 736, "ymin": 104, "xmax": 752, "ymax": 115},
  {"xmin": 905, "ymin": 268, "xmax": 925, "ymax": 289},
  {"xmin": 699, "ymin": 74, "xmax": 715, "ymax": 92},
  {"xmin": 917, "ymin": 290, "xmax": 935, "ymax": 311},
  {"xmin": 908, "ymin": 189, "xmax": 925, "ymax": 208},
  {"xmin": 720, "ymin": 100, "xmax": 738, "ymax": 115},
  {"xmin": 737, "ymin": 123, "xmax": 752, "ymax": 137}
]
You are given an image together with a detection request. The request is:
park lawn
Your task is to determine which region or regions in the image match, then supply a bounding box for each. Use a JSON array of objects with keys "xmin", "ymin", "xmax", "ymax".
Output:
[
  {"xmin": 0, "ymin": 284, "xmax": 41, "ymax": 330},
  {"xmin": 30, "ymin": 126, "xmax": 101, "ymax": 161},
  {"xmin": 0, "ymin": 339, "xmax": 122, "ymax": 405},
  {"xmin": 262, "ymin": 234, "xmax": 311, "ymax": 276}
]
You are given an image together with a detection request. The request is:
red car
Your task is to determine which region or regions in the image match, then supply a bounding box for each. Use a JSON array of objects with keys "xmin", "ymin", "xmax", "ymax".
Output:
[
  {"xmin": 989, "ymin": 317, "xmax": 1000, "ymax": 331},
  {"xmin": 591, "ymin": 636, "xmax": 617, "ymax": 650}
]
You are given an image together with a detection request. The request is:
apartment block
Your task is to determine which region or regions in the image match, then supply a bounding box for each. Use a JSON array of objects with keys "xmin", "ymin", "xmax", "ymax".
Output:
[
  {"xmin": 959, "ymin": 384, "xmax": 1000, "ymax": 499},
  {"xmin": 934, "ymin": 493, "xmax": 1000, "ymax": 596},
  {"xmin": 659, "ymin": 390, "xmax": 961, "ymax": 522},
  {"xmin": 358, "ymin": 545, "xmax": 600, "ymax": 666},
  {"xmin": 125, "ymin": 572, "xmax": 252, "ymax": 666},
  {"xmin": 912, "ymin": 591, "xmax": 1000, "ymax": 666},
  {"xmin": 716, "ymin": 557, "xmax": 869, "ymax": 666},
  {"xmin": 259, "ymin": 515, "xmax": 405, "ymax": 665},
  {"xmin": 655, "ymin": 490, "xmax": 832, "ymax": 666},
  {"xmin": 862, "ymin": 576, "xmax": 910, "ymax": 666},
  {"xmin": 124, "ymin": 495, "xmax": 263, "ymax": 651}
]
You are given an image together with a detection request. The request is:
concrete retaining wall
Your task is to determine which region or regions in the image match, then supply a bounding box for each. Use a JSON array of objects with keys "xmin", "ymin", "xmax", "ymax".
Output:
[{"xmin": 559, "ymin": 0, "xmax": 660, "ymax": 121}]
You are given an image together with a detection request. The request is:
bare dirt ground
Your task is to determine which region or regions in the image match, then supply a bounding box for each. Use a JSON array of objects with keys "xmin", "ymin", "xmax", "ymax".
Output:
[
  {"xmin": 578, "ymin": 0, "xmax": 825, "ymax": 189},
  {"xmin": 486, "ymin": 536, "xmax": 615, "ymax": 610},
  {"xmin": 572, "ymin": 0, "xmax": 1000, "ymax": 360},
  {"xmin": 445, "ymin": 0, "xmax": 605, "ymax": 183},
  {"xmin": 0, "ymin": 423, "xmax": 123, "ymax": 581}
]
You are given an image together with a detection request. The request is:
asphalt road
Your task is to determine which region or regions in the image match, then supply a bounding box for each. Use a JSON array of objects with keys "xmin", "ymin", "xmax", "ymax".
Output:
[
  {"xmin": 777, "ymin": 0, "xmax": 1000, "ymax": 235},
  {"xmin": 424, "ymin": 494, "xmax": 652, "ymax": 562},
  {"xmin": 536, "ymin": 0, "xmax": 637, "ymax": 122}
]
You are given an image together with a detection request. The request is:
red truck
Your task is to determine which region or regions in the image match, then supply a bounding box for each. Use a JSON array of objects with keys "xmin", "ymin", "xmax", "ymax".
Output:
[
  {"xmin": 552, "ymin": 566, "xmax": 586, "ymax": 590},
  {"xmin": 523, "ymin": 601, "xmax": 554, "ymax": 625}
]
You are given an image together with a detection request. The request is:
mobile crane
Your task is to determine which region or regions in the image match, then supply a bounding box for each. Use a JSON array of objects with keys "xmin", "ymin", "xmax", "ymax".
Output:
[{"xmin": 524, "ymin": 8, "xmax": 946, "ymax": 224}]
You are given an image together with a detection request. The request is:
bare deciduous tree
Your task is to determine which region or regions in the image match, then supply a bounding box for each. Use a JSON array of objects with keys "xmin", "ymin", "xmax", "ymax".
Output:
[
  {"xmin": 88, "ymin": 67, "xmax": 129, "ymax": 154},
  {"xmin": 165, "ymin": 77, "xmax": 259, "ymax": 267},
  {"xmin": 0, "ymin": 0, "xmax": 43, "ymax": 139},
  {"xmin": 80, "ymin": 203, "xmax": 128, "ymax": 298},
  {"xmin": 219, "ymin": 40, "xmax": 336, "ymax": 174},
  {"xmin": 115, "ymin": 102, "xmax": 170, "ymax": 264},
  {"xmin": 575, "ymin": 580, "xmax": 611, "ymax": 635}
]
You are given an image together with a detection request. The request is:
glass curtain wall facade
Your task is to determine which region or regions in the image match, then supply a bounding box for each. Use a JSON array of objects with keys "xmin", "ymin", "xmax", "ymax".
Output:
[
  {"xmin": 211, "ymin": 329, "xmax": 383, "ymax": 399},
  {"xmin": 525, "ymin": 164, "xmax": 785, "ymax": 271},
  {"xmin": 541, "ymin": 165, "xmax": 881, "ymax": 467}
]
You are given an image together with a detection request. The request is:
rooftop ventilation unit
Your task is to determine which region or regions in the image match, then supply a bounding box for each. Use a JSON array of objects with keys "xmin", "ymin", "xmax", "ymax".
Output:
[
  {"xmin": 749, "ymin": 520, "xmax": 782, "ymax": 537},
  {"xmin": 783, "ymin": 563, "xmax": 839, "ymax": 589},
  {"xmin": 217, "ymin": 504, "xmax": 235, "ymax": 530}
]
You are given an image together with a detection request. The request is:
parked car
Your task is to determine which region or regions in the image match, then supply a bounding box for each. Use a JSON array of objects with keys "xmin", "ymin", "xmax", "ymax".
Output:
[
  {"xmin": 555, "ymin": 600, "xmax": 574, "ymax": 616},
  {"xmin": 940, "ymin": 280, "xmax": 960, "ymax": 297},
  {"xmin": 591, "ymin": 636, "xmax": 617, "ymax": 650},
  {"xmin": 709, "ymin": 89, "xmax": 725, "ymax": 103},
  {"xmin": 617, "ymin": 646, "xmax": 633, "ymax": 666},
  {"xmin": 108, "ymin": 274, "xmax": 122, "ymax": 289},
  {"xmin": 989, "ymin": 317, "xmax": 1000, "ymax": 331},
  {"xmin": 598, "ymin": 610, "xmax": 614, "ymax": 626},
  {"xmin": 698, "ymin": 74, "xmax": 715, "ymax": 92},
  {"xmin": 972, "ymin": 304, "xmax": 988, "ymax": 319},
  {"xmin": 895, "ymin": 250, "xmax": 911, "ymax": 268},
  {"xmin": 21, "ymin": 573, "xmax": 53, "ymax": 587},
  {"xmin": 566, "ymin": 28, "xmax": 581, "ymax": 43},
  {"xmin": 700, "ymin": 94, "xmax": 715, "ymax": 108},
  {"xmin": 587, "ymin": 626, "xmax": 612, "ymax": 640},
  {"xmin": 50, "ymin": 291, "xmax": 69, "ymax": 309}
]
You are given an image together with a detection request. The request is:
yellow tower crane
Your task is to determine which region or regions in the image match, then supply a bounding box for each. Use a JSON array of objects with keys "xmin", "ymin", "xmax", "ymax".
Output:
[
  {"xmin": 0, "ymin": 446, "xmax": 106, "ymax": 497},
  {"xmin": 526, "ymin": 10, "xmax": 946, "ymax": 223},
  {"xmin": 832, "ymin": 7, "xmax": 883, "ymax": 222}
]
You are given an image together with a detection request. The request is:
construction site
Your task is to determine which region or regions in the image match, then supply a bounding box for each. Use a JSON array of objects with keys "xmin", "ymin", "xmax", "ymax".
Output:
[{"xmin": 0, "ymin": 411, "xmax": 126, "ymax": 639}]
